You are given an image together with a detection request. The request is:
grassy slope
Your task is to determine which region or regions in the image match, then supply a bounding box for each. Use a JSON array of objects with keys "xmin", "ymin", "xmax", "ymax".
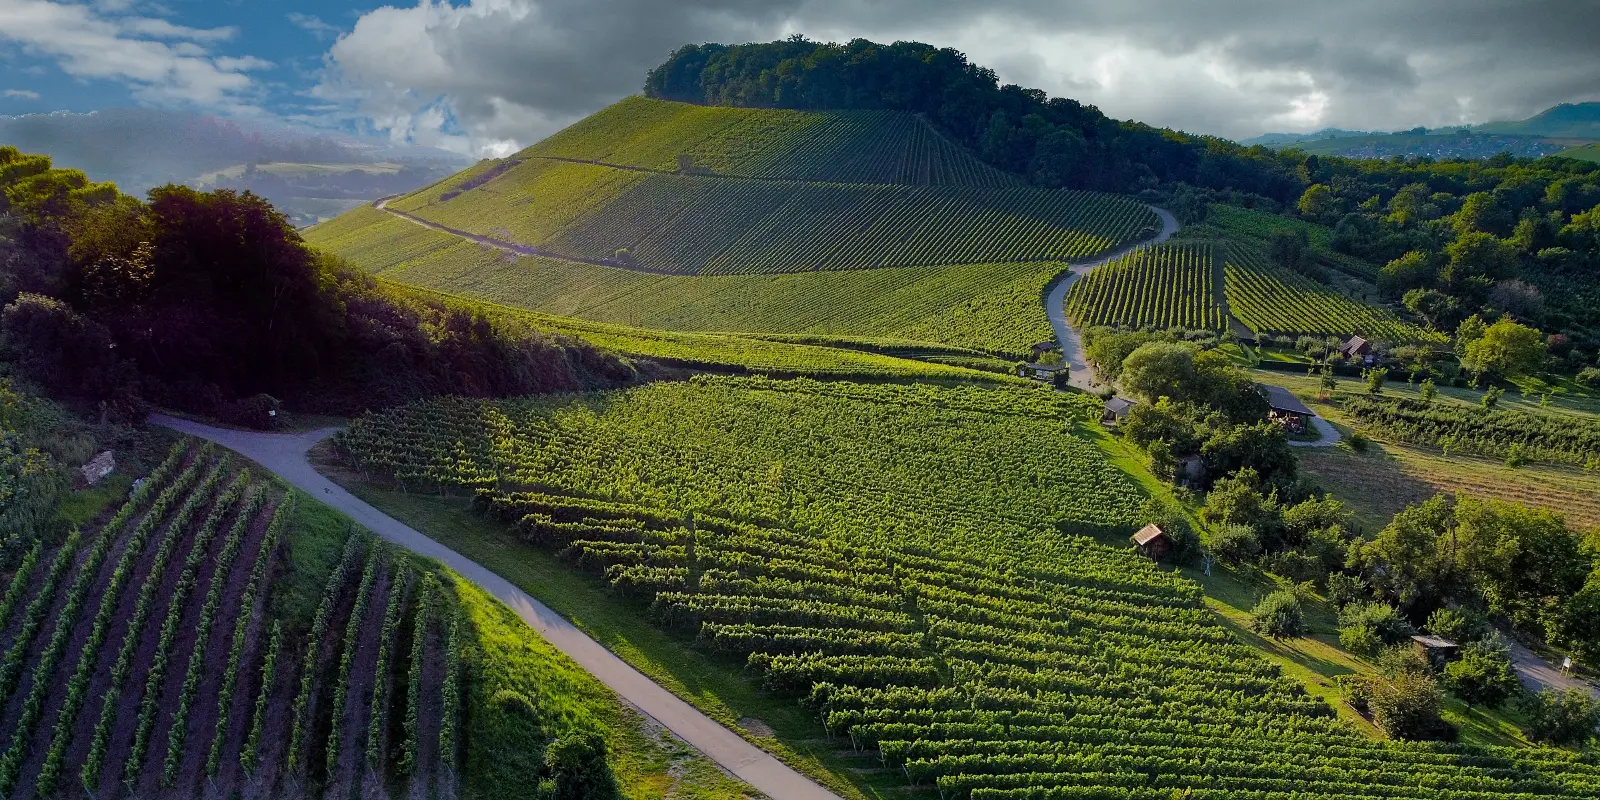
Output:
[
  {"xmin": 1558, "ymin": 143, "xmax": 1600, "ymax": 163},
  {"xmin": 307, "ymin": 206, "xmax": 1059, "ymax": 358}
]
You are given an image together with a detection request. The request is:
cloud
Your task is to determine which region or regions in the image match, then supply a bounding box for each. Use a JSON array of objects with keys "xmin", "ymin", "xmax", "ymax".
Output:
[
  {"xmin": 314, "ymin": 0, "xmax": 1600, "ymax": 154},
  {"xmin": 287, "ymin": 12, "xmax": 340, "ymax": 41},
  {"xmin": 3, "ymin": 89, "xmax": 41, "ymax": 100},
  {"xmin": 0, "ymin": 0, "xmax": 263, "ymax": 110}
]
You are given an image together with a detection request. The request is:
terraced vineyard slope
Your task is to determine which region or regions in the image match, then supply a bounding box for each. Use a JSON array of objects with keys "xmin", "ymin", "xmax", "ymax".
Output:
[
  {"xmin": 334, "ymin": 377, "xmax": 1600, "ymax": 800},
  {"xmin": 0, "ymin": 440, "xmax": 747, "ymax": 800},
  {"xmin": 523, "ymin": 95, "xmax": 1022, "ymax": 186},
  {"xmin": 1064, "ymin": 243, "xmax": 1224, "ymax": 331},
  {"xmin": 385, "ymin": 158, "xmax": 1156, "ymax": 275},
  {"xmin": 1225, "ymin": 245, "xmax": 1438, "ymax": 342}
]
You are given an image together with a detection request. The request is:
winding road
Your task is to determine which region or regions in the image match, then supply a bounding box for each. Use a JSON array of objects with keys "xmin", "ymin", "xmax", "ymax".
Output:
[
  {"xmin": 148, "ymin": 414, "xmax": 841, "ymax": 800},
  {"xmin": 1043, "ymin": 206, "xmax": 1181, "ymax": 391}
]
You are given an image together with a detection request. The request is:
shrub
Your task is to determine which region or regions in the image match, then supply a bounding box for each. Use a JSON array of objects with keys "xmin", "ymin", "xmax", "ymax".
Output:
[
  {"xmin": 1522, "ymin": 688, "xmax": 1600, "ymax": 746},
  {"xmin": 1250, "ymin": 589, "xmax": 1306, "ymax": 639},
  {"xmin": 1578, "ymin": 367, "xmax": 1600, "ymax": 388},
  {"xmin": 541, "ymin": 730, "xmax": 619, "ymax": 800},
  {"xmin": 1340, "ymin": 602, "xmax": 1413, "ymax": 657},
  {"xmin": 1424, "ymin": 607, "xmax": 1483, "ymax": 643},
  {"xmin": 220, "ymin": 394, "xmax": 280, "ymax": 430},
  {"xmin": 1369, "ymin": 671, "xmax": 1452, "ymax": 741},
  {"xmin": 1442, "ymin": 640, "xmax": 1520, "ymax": 708}
]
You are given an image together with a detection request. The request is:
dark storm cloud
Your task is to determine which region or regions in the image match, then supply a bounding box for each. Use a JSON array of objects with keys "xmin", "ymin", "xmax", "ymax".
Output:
[{"xmin": 315, "ymin": 0, "xmax": 1600, "ymax": 154}]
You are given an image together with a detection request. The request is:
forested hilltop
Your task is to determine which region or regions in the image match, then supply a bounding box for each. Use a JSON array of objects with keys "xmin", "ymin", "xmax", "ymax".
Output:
[{"xmin": 647, "ymin": 38, "xmax": 1600, "ymax": 350}]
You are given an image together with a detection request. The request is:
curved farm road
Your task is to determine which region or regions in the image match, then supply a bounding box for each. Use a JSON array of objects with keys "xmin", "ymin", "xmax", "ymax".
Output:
[
  {"xmin": 1044, "ymin": 206, "xmax": 1181, "ymax": 391},
  {"xmin": 148, "ymin": 414, "xmax": 841, "ymax": 800}
]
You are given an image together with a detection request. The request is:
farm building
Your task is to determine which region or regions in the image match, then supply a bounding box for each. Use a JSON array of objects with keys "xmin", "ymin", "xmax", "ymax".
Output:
[
  {"xmin": 1411, "ymin": 635, "xmax": 1462, "ymax": 670},
  {"xmin": 1030, "ymin": 341, "xmax": 1058, "ymax": 359},
  {"xmin": 1262, "ymin": 385, "xmax": 1313, "ymax": 434},
  {"xmin": 1339, "ymin": 335, "xmax": 1375, "ymax": 364},
  {"xmin": 1102, "ymin": 397, "xmax": 1137, "ymax": 426},
  {"xmin": 1131, "ymin": 524, "xmax": 1173, "ymax": 560}
]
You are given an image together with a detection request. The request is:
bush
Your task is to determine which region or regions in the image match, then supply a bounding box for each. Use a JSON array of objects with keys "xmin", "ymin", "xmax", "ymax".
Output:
[
  {"xmin": 1442, "ymin": 640, "xmax": 1520, "ymax": 708},
  {"xmin": 1578, "ymin": 367, "xmax": 1600, "ymax": 388},
  {"xmin": 1340, "ymin": 602, "xmax": 1414, "ymax": 657},
  {"xmin": 219, "ymin": 394, "xmax": 280, "ymax": 430},
  {"xmin": 1369, "ymin": 671, "xmax": 1453, "ymax": 741},
  {"xmin": 1522, "ymin": 688, "xmax": 1600, "ymax": 746},
  {"xmin": 541, "ymin": 730, "xmax": 619, "ymax": 800},
  {"xmin": 1424, "ymin": 607, "xmax": 1484, "ymax": 643},
  {"xmin": 0, "ymin": 293, "xmax": 133, "ymax": 404},
  {"xmin": 1250, "ymin": 589, "xmax": 1306, "ymax": 639}
]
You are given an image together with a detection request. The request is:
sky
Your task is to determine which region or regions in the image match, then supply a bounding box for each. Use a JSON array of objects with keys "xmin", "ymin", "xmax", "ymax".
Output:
[{"xmin": 2, "ymin": 0, "xmax": 1598, "ymax": 158}]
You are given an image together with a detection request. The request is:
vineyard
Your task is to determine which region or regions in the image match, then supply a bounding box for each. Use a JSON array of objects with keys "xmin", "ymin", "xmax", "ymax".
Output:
[
  {"xmin": 0, "ymin": 438, "xmax": 741, "ymax": 800},
  {"xmin": 333, "ymin": 377, "xmax": 1600, "ymax": 800},
  {"xmin": 386, "ymin": 157, "xmax": 1158, "ymax": 275},
  {"xmin": 1224, "ymin": 246, "xmax": 1437, "ymax": 342},
  {"xmin": 519, "ymin": 95, "xmax": 1021, "ymax": 186},
  {"xmin": 306, "ymin": 207, "xmax": 1062, "ymax": 358},
  {"xmin": 1342, "ymin": 395, "xmax": 1600, "ymax": 466},
  {"xmin": 1063, "ymin": 243, "xmax": 1224, "ymax": 331}
]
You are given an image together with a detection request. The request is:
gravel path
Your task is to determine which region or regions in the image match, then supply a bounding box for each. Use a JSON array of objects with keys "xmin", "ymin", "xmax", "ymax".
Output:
[
  {"xmin": 149, "ymin": 414, "xmax": 839, "ymax": 800},
  {"xmin": 1507, "ymin": 640, "xmax": 1600, "ymax": 700},
  {"xmin": 1043, "ymin": 206, "xmax": 1181, "ymax": 391},
  {"xmin": 1288, "ymin": 416, "xmax": 1342, "ymax": 448}
]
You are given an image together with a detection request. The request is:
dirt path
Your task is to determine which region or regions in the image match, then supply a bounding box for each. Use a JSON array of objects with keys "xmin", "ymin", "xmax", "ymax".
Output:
[
  {"xmin": 204, "ymin": 526, "xmax": 280, "ymax": 800},
  {"xmin": 150, "ymin": 414, "xmax": 842, "ymax": 800},
  {"xmin": 1043, "ymin": 205, "xmax": 1181, "ymax": 391},
  {"xmin": 328, "ymin": 566, "xmax": 394, "ymax": 800}
]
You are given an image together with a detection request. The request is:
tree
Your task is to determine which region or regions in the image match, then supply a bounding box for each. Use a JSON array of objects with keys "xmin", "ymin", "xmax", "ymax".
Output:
[
  {"xmin": 1209, "ymin": 523, "xmax": 1261, "ymax": 563},
  {"xmin": 1487, "ymin": 279, "xmax": 1545, "ymax": 321},
  {"xmin": 0, "ymin": 292, "xmax": 132, "ymax": 404},
  {"xmin": 1450, "ymin": 497, "xmax": 1587, "ymax": 633},
  {"xmin": 1297, "ymin": 183, "xmax": 1337, "ymax": 221},
  {"xmin": 1403, "ymin": 288, "xmax": 1461, "ymax": 331},
  {"xmin": 1339, "ymin": 602, "xmax": 1414, "ymax": 656},
  {"xmin": 1454, "ymin": 315, "xmax": 1487, "ymax": 359},
  {"xmin": 1442, "ymin": 639, "xmax": 1520, "ymax": 708},
  {"xmin": 1453, "ymin": 192, "xmax": 1514, "ymax": 237},
  {"xmin": 1364, "ymin": 367, "xmax": 1388, "ymax": 395},
  {"xmin": 1378, "ymin": 251, "xmax": 1436, "ymax": 299},
  {"xmin": 1481, "ymin": 385, "xmax": 1503, "ymax": 409},
  {"xmin": 1251, "ymin": 589, "xmax": 1307, "ymax": 638},
  {"xmin": 1419, "ymin": 378, "xmax": 1436, "ymax": 404},
  {"xmin": 1442, "ymin": 232, "xmax": 1520, "ymax": 292},
  {"xmin": 1350, "ymin": 494, "xmax": 1455, "ymax": 610},
  {"xmin": 1461, "ymin": 319, "xmax": 1546, "ymax": 379},
  {"xmin": 1522, "ymin": 689, "xmax": 1600, "ymax": 747},
  {"xmin": 1268, "ymin": 228, "xmax": 1312, "ymax": 274},
  {"xmin": 1556, "ymin": 569, "xmax": 1600, "ymax": 664},
  {"xmin": 1120, "ymin": 342, "xmax": 1199, "ymax": 404}
]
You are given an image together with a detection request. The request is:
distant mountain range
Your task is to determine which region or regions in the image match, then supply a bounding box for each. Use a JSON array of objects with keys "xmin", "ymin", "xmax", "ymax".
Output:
[
  {"xmin": 0, "ymin": 108, "xmax": 471, "ymax": 225},
  {"xmin": 1242, "ymin": 102, "xmax": 1600, "ymax": 158}
]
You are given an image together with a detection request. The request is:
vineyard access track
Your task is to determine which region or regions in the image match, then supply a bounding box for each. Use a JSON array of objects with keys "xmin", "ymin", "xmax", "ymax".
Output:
[{"xmin": 148, "ymin": 414, "xmax": 843, "ymax": 800}]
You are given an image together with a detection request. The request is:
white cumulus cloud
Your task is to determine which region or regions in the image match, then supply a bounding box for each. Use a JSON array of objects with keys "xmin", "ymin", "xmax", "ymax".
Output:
[{"xmin": 0, "ymin": 0, "xmax": 264, "ymax": 110}]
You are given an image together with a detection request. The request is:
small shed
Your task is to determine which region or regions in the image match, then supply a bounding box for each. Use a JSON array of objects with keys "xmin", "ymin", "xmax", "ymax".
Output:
[
  {"xmin": 1262, "ymin": 385, "xmax": 1313, "ymax": 434},
  {"xmin": 1339, "ymin": 336, "xmax": 1372, "ymax": 359},
  {"xmin": 1102, "ymin": 397, "xmax": 1138, "ymax": 426},
  {"xmin": 1411, "ymin": 635, "xmax": 1461, "ymax": 670},
  {"xmin": 1131, "ymin": 524, "xmax": 1173, "ymax": 560},
  {"xmin": 1030, "ymin": 341, "xmax": 1058, "ymax": 359},
  {"xmin": 78, "ymin": 451, "xmax": 115, "ymax": 487}
]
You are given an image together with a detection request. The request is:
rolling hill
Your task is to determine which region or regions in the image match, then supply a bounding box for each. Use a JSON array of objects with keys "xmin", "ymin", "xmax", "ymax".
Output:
[{"xmin": 307, "ymin": 95, "xmax": 1162, "ymax": 358}]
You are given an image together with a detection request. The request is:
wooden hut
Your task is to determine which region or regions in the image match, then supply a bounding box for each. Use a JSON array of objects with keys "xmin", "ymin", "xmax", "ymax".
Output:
[{"xmin": 1131, "ymin": 524, "xmax": 1173, "ymax": 560}]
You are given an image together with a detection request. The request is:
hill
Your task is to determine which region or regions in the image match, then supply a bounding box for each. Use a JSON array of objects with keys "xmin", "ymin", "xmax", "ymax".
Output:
[
  {"xmin": 1475, "ymin": 102, "xmax": 1600, "ymax": 139},
  {"xmin": 1560, "ymin": 143, "xmax": 1600, "ymax": 164},
  {"xmin": 1273, "ymin": 131, "xmax": 1567, "ymax": 160}
]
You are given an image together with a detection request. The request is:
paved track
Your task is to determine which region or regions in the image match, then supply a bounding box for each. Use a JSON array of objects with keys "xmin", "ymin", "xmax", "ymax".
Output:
[
  {"xmin": 1043, "ymin": 206, "xmax": 1181, "ymax": 391},
  {"xmin": 149, "ymin": 414, "xmax": 841, "ymax": 800}
]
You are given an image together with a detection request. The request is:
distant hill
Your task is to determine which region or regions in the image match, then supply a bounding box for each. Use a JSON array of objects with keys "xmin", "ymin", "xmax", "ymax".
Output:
[
  {"xmin": 0, "ymin": 108, "xmax": 469, "ymax": 225},
  {"xmin": 1474, "ymin": 102, "xmax": 1600, "ymax": 139},
  {"xmin": 1559, "ymin": 142, "xmax": 1600, "ymax": 163},
  {"xmin": 1240, "ymin": 128, "xmax": 1380, "ymax": 146}
]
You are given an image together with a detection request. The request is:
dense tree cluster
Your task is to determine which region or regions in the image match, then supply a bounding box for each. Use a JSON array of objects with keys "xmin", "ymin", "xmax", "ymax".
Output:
[{"xmin": 0, "ymin": 150, "xmax": 636, "ymax": 421}]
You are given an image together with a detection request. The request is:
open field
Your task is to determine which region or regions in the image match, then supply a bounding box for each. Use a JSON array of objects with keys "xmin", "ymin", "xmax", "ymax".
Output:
[
  {"xmin": 307, "ymin": 207, "xmax": 1062, "ymax": 358},
  {"xmin": 327, "ymin": 376, "xmax": 1600, "ymax": 800}
]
